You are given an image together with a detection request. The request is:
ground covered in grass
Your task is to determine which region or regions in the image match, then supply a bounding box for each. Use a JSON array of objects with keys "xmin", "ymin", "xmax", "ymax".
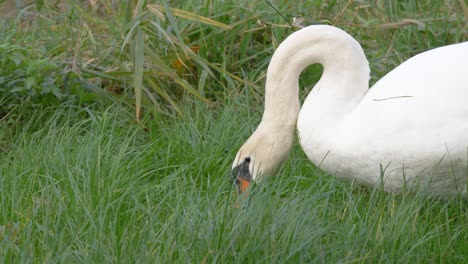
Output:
[
  {"xmin": 1, "ymin": 100, "xmax": 467, "ymax": 262},
  {"xmin": 1, "ymin": 0, "xmax": 467, "ymax": 263}
]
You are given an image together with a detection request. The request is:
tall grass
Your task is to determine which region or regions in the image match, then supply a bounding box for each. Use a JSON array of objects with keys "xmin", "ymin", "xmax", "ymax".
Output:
[
  {"xmin": 0, "ymin": 99, "xmax": 467, "ymax": 262},
  {"xmin": 1, "ymin": 0, "xmax": 466, "ymax": 117},
  {"xmin": 0, "ymin": 0, "xmax": 467, "ymax": 262}
]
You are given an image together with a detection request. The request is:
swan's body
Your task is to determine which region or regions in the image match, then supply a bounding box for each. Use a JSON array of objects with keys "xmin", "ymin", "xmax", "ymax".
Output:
[{"xmin": 232, "ymin": 25, "xmax": 468, "ymax": 196}]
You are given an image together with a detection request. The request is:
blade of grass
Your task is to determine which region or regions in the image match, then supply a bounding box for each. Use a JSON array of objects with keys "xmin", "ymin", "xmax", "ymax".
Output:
[
  {"xmin": 146, "ymin": 78, "xmax": 182, "ymax": 115},
  {"xmin": 144, "ymin": 46, "xmax": 209, "ymax": 103},
  {"xmin": 133, "ymin": 0, "xmax": 146, "ymax": 18},
  {"xmin": 160, "ymin": 1, "xmax": 184, "ymax": 44},
  {"xmin": 133, "ymin": 26, "xmax": 144, "ymax": 122},
  {"xmin": 121, "ymin": 20, "xmax": 141, "ymax": 54},
  {"xmin": 147, "ymin": 4, "xmax": 233, "ymax": 30}
]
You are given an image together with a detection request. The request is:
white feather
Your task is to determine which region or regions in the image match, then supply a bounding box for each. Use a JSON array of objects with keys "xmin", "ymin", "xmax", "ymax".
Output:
[{"xmin": 234, "ymin": 25, "xmax": 468, "ymax": 196}]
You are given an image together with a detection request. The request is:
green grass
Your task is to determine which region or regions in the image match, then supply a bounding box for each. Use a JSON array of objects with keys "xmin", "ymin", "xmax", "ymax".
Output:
[
  {"xmin": 0, "ymin": 100, "xmax": 467, "ymax": 262},
  {"xmin": 1, "ymin": 0, "xmax": 467, "ymax": 262},
  {"xmin": 1, "ymin": 0, "xmax": 466, "ymax": 115}
]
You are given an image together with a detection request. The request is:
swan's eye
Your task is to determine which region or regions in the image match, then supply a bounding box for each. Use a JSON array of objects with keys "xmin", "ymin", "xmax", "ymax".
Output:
[{"xmin": 245, "ymin": 157, "xmax": 251, "ymax": 163}]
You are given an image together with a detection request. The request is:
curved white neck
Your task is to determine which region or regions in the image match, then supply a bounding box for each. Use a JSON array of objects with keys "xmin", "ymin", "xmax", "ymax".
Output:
[{"xmin": 261, "ymin": 26, "xmax": 370, "ymax": 133}]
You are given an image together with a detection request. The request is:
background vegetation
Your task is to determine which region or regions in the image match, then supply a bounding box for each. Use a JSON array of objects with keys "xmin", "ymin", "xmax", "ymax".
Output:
[{"xmin": 0, "ymin": 0, "xmax": 467, "ymax": 262}]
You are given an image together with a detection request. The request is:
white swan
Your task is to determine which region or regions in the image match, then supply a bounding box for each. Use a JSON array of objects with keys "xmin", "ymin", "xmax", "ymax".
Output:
[{"xmin": 231, "ymin": 25, "xmax": 468, "ymax": 196}]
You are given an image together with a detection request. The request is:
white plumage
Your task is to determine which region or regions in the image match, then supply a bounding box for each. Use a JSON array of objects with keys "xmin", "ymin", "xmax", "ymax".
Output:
[{"xmin": 232, "ymin": 25, "xmax": 468, "ymax": 196}]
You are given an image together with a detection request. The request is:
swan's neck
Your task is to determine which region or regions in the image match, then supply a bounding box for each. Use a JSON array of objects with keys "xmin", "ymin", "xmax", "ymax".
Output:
[
  {"xmin": 241, "ymin": 26, "xmax": 371, "ymax": 179},
  {"xmin": 261, "ymin": 26, "xmax": 370, "ymax": 135}
]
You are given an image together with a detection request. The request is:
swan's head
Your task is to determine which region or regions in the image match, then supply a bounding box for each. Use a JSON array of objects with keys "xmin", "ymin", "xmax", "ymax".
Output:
[{"xmin": 231, "ymin": 124, "xmax": 294, "ymax": 192}]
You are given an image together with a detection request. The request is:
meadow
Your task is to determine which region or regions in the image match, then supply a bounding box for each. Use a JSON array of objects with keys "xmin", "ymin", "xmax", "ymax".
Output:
[{"xmin": 0, "ymin": 0, "xmax": 467, "ymax": 262}]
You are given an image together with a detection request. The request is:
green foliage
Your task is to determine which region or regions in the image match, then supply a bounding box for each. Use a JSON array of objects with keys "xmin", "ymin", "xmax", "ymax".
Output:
[
  {"xmin": 1, "ymin": 44, "xmax": 62, "ymax": 98},
  {"xmin": 0, "ymin": 100, "xmax": 466, "ymax": 262},
  {"xmin": 0, "ymin": 1, "xmax": 467, "ymax": 261},
  {"xmin": 1, "ymin": 0, "xmax": 466, "ymax": 117},
  {"xmin": 0, "ymin": 43, "xmax": 96, "ymax": 114}
]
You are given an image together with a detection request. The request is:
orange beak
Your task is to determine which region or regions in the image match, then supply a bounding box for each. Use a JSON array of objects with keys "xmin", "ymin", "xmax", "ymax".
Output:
[
  {"xmin": 235, "ymin": 176, "xmax": 251, "ymax": 208},
  {"xmin": 236, "ymin": 176, "xmax": 251, "ymax": 193},
  {"xmin": 231, "ymin": 160, "xmax": 252, "ymax": 207}
]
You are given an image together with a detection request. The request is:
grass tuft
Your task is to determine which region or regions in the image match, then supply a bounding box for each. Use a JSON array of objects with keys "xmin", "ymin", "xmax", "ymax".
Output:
[{"xmin": 0, "ymin": 99, "xmax": 467, "ymax": 262}]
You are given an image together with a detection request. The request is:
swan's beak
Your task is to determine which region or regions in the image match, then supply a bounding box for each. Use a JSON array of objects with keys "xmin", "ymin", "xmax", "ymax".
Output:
[
  {"xmin": 236, "ymin": 176, "xmax": 251, "ymax": 193},
  {"xmin": 231, "ymin": 162, "xmax": 251, "ymax": 193}
]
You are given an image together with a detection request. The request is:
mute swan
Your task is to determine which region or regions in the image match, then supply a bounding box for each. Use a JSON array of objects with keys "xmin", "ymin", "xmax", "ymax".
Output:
[{"xmin": 232, "ymin": 25, "xmax": 468, "ymax": 196}]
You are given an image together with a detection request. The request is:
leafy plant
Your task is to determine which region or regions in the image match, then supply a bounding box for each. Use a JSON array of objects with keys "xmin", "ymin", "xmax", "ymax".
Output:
[
  {"xmin": 1, "ymin": 0, "xmax": 466, "ymax": 119},
  {"xmin": 0, "ymin": 43, "xmax": 94, "ymax": 107}
]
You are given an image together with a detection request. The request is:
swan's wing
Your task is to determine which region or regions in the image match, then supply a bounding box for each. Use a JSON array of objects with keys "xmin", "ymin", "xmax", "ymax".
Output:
[
  {"xmin": 343, "ymin": 42, "xmax": 468, "ymax": 152},
  {"xmin": 368, "ymin": 42, "xmax": 468, "ymax": 97}
]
